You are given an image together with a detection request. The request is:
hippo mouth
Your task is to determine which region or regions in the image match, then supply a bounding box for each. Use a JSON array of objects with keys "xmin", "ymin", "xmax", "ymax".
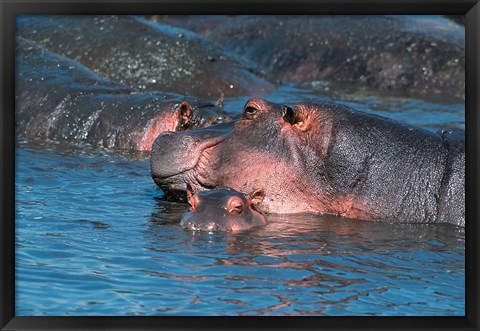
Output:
[
  {"xmin": 156, "ymin": 145, "xmax": 219, "ymax": 200},
  {"xmin": 151, "ymin": 123, "xmax": 234, "ymax": 199}
]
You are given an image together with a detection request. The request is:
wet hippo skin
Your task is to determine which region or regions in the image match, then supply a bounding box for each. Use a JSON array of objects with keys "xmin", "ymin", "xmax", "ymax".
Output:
[
  {"xmin": 155, "ymin": 15, "xmax": 464, "ymax": 100},
  {"xmin": 16, "ymin": 38, "xmax": 230, "ymax": 151},
  {"xmin": 16, "ymin": 15, "xmax": 274, "ymax": 99},
  {"xmin": 151, "ymin": 98, "xmax": 465, "ymax": 226},
  {"xmin": 181, "ymin": 185, "xmax": 266, "ymax": 232},
  {"xmin": 211, "ymin": 16, "xmax": 465, "ymax": 99}
]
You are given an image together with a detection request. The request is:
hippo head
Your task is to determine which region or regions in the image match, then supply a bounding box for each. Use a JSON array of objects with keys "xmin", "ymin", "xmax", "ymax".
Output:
[
  {"xmin": 115, "ymin": 99, "xmax": 231, "ymax": 151},
  {"xmin": 181, "ymin": 185, "xmax": 266, "ymax": 232},
  {"xmin": 152, "ymin": 97, "xmax": 458, "ymax": 224},
  {"xmin": 151, "ymin": 97, "xmax": 339, "ymax": 214}
]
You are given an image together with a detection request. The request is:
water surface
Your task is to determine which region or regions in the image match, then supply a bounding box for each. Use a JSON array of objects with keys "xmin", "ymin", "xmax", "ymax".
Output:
[{"xmin": 15, "ymin": 85, "xmax": 465, "ymax": 316}]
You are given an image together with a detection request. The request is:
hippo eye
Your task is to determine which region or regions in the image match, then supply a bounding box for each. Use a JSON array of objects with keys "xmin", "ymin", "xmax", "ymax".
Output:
[
  {"xmin": 282, "ymin": 105, "xmax": 296, "ymax": 125},
  {"xmin": 243, "ymin": 106, "xmax": 258, "ymax": 120}
]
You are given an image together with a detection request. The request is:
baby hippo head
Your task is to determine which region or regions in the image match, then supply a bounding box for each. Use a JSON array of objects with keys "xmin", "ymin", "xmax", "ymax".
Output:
[{"xmin": 181, "ymin": 184, "xmax": 266, "ymax": 232}]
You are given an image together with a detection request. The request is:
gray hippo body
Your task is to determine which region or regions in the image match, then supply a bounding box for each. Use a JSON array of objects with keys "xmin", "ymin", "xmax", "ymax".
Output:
[
  {"xmin": 16, "ymin": 38, "xmax": 230, "ymax": 151},
  {"xmin": 153, "ymin": 15, "xmax": 465, "ymax": 100},
  {"xmin": 436, "ymin": 128, "xmax": 465, "ymax": 225},
  {"xmin": 151, "ymin": 98, "xmax": 465, "ymax": 226},
  {"xmin": 16, "ymin": 15, "xmax": 274, "ymax": 99}
]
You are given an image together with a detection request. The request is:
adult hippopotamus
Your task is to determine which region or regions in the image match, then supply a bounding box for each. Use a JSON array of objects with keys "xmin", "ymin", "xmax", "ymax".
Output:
[
  {"xmin": 181, "ymin": 185, "xmax": 266, "ymax": 232},
  {"xmin": 151, "ymin": 98, "xmax": 465, "ymax": 226},
  {"xmin": 156, "ymin": 15, "xmax": 464, "ymax": 100},
  {"xmin": 16, "ymin": 15, "xmax": 274, "ymax": 99},
  {"xmin": 16, "ymin": 38, "xmax": 230, "ymax": 151}
]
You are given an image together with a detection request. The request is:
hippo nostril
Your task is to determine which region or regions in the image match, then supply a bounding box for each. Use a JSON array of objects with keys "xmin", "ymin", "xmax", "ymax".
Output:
[{"xmin": 282, "ymin": 105, "xmax": 296, "ymax": 125}]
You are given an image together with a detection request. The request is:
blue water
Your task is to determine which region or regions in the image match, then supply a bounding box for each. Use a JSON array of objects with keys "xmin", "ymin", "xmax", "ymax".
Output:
[{"xmin": 15, "ymin": 86, "xmax": 465, "ymax": 316}]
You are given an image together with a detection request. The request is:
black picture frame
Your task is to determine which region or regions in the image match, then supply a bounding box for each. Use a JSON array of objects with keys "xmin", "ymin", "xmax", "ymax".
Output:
[{"xmin": 1, "ymin": 1, "xmax": 479, "ymax": 330}]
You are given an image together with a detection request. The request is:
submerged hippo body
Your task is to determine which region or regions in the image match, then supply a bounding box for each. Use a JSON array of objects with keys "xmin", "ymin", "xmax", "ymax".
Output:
[
  {"xmin": 156, "ymin": 15, "xmax": 464, "ymax": 99},
  {"xmin": 16, "ymin": 15, "xmax": 274, "ymax": 99},
  {"xmin": 181, "ymin": 185, "xmax": 266, "ymax": 232},
  {"xmin": 211, "ymin": 15, "xmax": 465, "ymax": 99},
  {"xmin": 151, "ymin": 98, "xmax": 465, "ymax": 226},
  {"xmin": 16, "ymin": 38, "xmax": 230, "ymax": 151}
]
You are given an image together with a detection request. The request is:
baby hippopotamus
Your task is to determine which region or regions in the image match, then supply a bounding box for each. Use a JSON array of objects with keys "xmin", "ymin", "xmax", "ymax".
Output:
[{"xmin": 181, "ymin": 185, "xmax": 266, "ymax": 232}]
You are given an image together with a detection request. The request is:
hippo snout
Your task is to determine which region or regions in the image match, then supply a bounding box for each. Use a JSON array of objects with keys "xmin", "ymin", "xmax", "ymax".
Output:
[{"xmin": 150, "ymin": 121, "xmax": 234, "ymax": 186}]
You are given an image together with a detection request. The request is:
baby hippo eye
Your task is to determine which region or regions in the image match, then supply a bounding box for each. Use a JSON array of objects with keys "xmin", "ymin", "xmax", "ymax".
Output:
[
  {"xmin": 226, "ymin": 197, "xmax": 243, "ymax": 215},
  {"xmin": 282, "ymin": 105, "xmax": 296, "ymax": 125}
]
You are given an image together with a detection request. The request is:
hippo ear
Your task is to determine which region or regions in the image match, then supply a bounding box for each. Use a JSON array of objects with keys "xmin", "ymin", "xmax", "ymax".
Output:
[
  {"xmin": 186, "ymin": 183, "xmax": 198, "ymax": 211},
  {"xmin": 177, "ymin": 101, "xmax": 192, "ymax": 130},
  {"xmin": 248, "ymin": 189, "xmax": 265, "ymax": 206},
  {"xmin": 288, "ymin": 105, "xmax": 312, "ymax": 131},
  {"xmin": 282, "ymin": 105, "xmax": 297, "ymax": 125}
]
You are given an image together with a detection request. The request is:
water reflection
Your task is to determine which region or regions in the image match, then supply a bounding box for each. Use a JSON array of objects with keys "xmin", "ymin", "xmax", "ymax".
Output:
[
  {"xmin": 147, "ymin": 198, "xmax": 464, "ymax": 258},
  {"xmin": 145, "ymin": 199, "xmax": 464, "ymax": 315}
]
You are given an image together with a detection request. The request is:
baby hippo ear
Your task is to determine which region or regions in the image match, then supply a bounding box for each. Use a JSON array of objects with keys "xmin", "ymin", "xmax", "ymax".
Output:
[
  {"xmin": 186, "ymin": 183, "xmax": 198, "ymax": 211},
  {"xmin": 248, "ymin": 189, "xmax": 265, "ymax": 206}
]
